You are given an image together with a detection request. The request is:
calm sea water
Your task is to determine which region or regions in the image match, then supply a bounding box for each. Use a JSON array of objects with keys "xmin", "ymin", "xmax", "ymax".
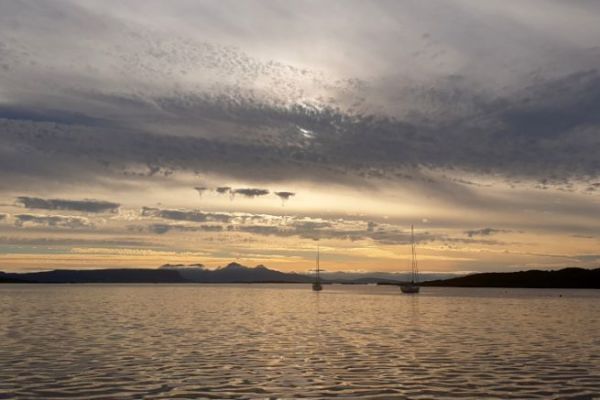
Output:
[{"xmin": 1, "ymin": 284, "xmax": 599, "ymax": 399}]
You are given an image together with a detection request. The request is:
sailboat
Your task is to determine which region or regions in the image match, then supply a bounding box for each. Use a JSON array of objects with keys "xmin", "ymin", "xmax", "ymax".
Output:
[
  {"xmin": 400, "ymin": 225, "xmax": 420, "ymax": 294},
  {"xmin": 312, "ymin": 245, "xmax": 323, "ymax": 291}
]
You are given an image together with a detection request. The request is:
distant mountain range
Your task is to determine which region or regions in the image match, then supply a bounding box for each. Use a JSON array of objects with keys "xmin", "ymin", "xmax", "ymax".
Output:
[
  {"xmin": 1, "ymin": 264, "xmax": 599, "ymax": 288},
  {"xmin": 0, "ymin": 263, "xmax": 312, "ymax": 284},
  {"xmin": 0, "ymin": 262, "xmax": 454, "ymax": 284}
]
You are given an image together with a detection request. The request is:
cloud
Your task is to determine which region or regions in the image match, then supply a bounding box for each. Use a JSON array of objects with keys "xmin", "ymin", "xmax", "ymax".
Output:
[
  {"xmin": 2, "ymin": 70, "xmax": 599, "ymax": 193},
  {"xmin": 0, "ymin": 0, "xmax": 598, "ymax": 195},
  {"xmin": 571, "ymin": 234, "xmax": 595, "ymax": 239},
  {"xmin": 0, "ymin": 105, "xmax": 110, "ymax": 127},
  {"xmin": 232, "ymin": 188, "xmax": 270, "ymax": 198},
  {"xmin": 1, "ymin": 0, "xmax": 600, "ymax": 273},
  {"xmin": 274, "ymin": 191, "xmax": 295, "ymax": 204},
  {"xmin": 367, "ymin": 221, "xmax": 377, "ymax": 232},
  {"xmin": 572, "ymin": 254, "xmax": 600, "ymax": 264},
  {"xmin": 231, "ymin": 219, "xmax": 509, "ymax": 245},
  {"xmin": 16, "ymin": 196, "xmax": 120, "ymax": 213},
  {"xmin": 0, "ymin": 236, "xmax": 158, "ymax": 248},
  {"xmin": 141, "ymin": 207, "xmax": 233, "ymax": 223},
  {"xmin": 14, "ymin": 213, "xmax": 93, "ymax": 229},
  {"xmin": 215, "ymin": 187, "xmax": 232, "ymax": 194},
  {"xmin": 438, "ymin": 237, "xmax": 508, "ymax": 246},
  {"xmin": 225, "ymin": 217, "xmax": 416, "ymax": 244},
  {"xmin": 574, "ymin": 254, "xmax": 600, "ymax": 263},
  {"xmin": 138, "ymin": 223, "xmax": 224, "ymax": 235},
  {"xmin": 464, "ymin": 228, "xmax": 511, "ymax": 237},
  {"xmin": 194, "ymin": 186, "xmax": 208, "ymax": 197},
  {"xmin": 195, "ymin": 186, "xmax": 293, "ymax": 203},
  {"xmin": 133, "ymin": 204, "xmax": 514, "ymax": 245},
  {"xmin": 237, "ymin": 225, "xmax": 287, "ymax": 237}
]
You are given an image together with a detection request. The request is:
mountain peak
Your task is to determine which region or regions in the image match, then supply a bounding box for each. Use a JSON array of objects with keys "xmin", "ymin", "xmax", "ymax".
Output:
[{"xmin": 223, "ymin": 262, "xmax": 246, "ymax": 270}]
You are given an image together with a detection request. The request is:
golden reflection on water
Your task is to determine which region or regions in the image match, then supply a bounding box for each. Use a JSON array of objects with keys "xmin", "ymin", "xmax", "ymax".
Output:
[{"xmin": 1, "ymin": 284, "xmax": 599, "ymax": 399}]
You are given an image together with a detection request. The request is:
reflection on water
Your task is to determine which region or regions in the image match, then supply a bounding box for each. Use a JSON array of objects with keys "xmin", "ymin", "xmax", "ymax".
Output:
[{"xmin": 1, "ymin": 284, "xmax": 599, "ymax": 399}]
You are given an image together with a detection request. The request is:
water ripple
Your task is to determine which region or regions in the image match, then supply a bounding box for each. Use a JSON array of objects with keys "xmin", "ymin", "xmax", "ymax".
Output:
[{"xmin": 1, "ymin": 284, "xmax": 599, "ymax": 399}]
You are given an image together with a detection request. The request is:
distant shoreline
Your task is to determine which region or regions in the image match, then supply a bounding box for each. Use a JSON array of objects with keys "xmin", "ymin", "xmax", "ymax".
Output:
[
  {"xmin": 2, "ymin": 282, "xmax": 599, "ymax": 289},
  {"xmin": 1, "ymin": 265, "xmax": 599, "ymax": 288},
  {"xmin": 420, "ymin": 267, "xmax": 600, "ymax": 289}
]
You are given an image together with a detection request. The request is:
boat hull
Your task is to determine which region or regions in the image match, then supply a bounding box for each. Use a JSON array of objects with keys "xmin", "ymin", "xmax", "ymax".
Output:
[
  {"xmin": 312, "ymin": 282, "xmax": 322, "ymax": 291},
  {"xmin": 400, "ymin": 284, "xmax": 420, "ymax": 294}
]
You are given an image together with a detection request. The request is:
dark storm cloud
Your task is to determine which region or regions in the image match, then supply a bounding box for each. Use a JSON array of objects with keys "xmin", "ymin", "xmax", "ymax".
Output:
[
  {"xmin": 16, "ymin": 196, "xmax": 120, "ymax": 213},
  {"xmin": 14, "ymin": 214, "xmax": 93, "ymax": 229}
]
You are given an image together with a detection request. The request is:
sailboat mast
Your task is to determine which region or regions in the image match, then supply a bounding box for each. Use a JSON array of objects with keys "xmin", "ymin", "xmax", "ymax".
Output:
[
  {"xmin": 410, "ymin": 224, "xmax": 419, "ymax": 283},
  {"xmin": 401, "ymin": 225, "xmax": 421, "ymax": 293},
  {"xmin": 316, "ymin": 244, "xmax": 320, "ymax": 281}
]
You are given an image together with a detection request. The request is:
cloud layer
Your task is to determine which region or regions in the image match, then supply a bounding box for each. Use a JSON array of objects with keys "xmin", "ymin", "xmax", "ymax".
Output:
[
  {"xmin": 14, "ymin": 214, "xmax": 93, "ymax": 229},
  {"xmin": 0, "ymin": 0, "xmax": 598, "ymax": 193},
  {"xmin": 1, "ymin": 1, "xmax": 599, "ymax": 272},
  {"xmin": 16, "ymin": 197, "xmax": 120, "ymax": 213}
]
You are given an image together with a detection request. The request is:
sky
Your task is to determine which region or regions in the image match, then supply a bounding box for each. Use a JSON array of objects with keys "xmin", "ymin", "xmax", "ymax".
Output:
[{"xmin": 1, "ymin": 0, "xmax": 600, "ymax": 273}]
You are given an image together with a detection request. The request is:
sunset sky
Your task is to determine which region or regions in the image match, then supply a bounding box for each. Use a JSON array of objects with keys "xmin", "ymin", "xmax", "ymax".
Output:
[{"xmin": 1, "ymin": 0, "xmax": 599, "ymax": 273}]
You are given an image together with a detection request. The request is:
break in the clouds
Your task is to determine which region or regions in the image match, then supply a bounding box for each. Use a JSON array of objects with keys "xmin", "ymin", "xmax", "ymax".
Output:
[
  {"xmin": 0, "ymin": 1, "xmax": 599, "ymax": 272},
  {"xmin": 16, "ymin": 197, "xmax": 120, "ymax": 213}
]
